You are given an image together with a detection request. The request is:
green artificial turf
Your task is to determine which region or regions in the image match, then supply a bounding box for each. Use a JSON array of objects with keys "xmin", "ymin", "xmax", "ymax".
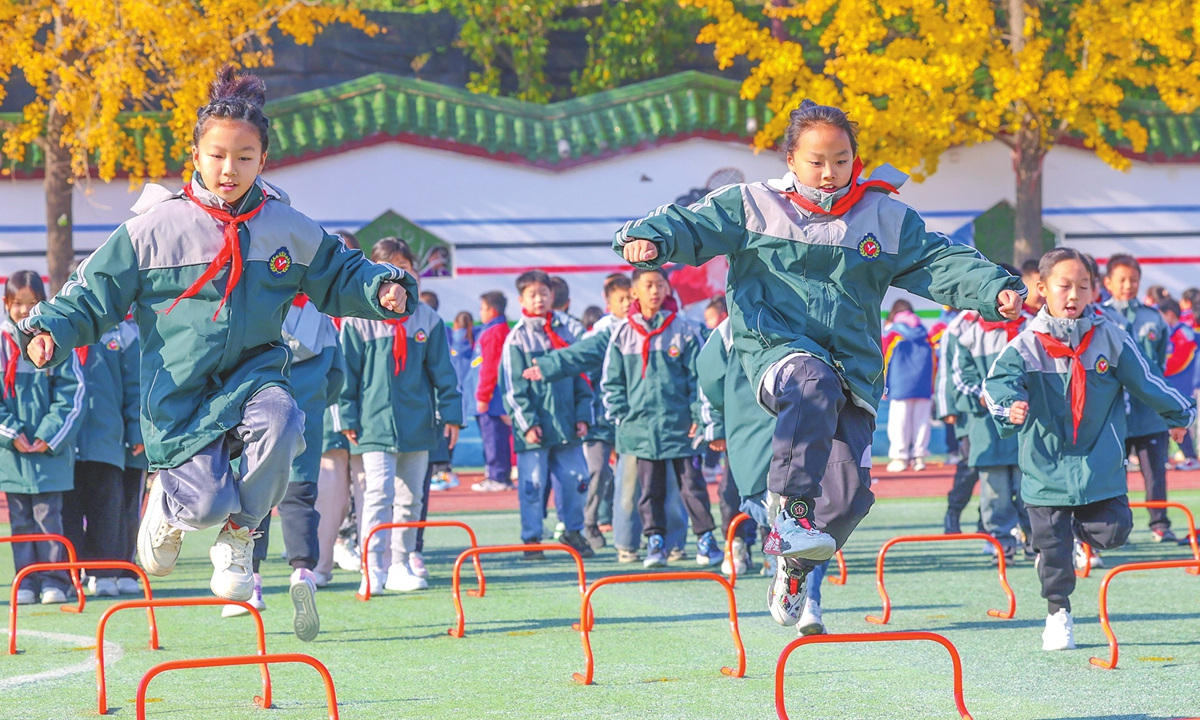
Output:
[{"xmin": 2, "ymin": 491, "xmax": 1198, "ymax": 719}]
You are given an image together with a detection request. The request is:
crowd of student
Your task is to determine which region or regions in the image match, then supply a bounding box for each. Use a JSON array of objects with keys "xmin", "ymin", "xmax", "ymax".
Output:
[{"xmin": 3, "ymin": 75, "xmax": 1195, "ymax": 659}]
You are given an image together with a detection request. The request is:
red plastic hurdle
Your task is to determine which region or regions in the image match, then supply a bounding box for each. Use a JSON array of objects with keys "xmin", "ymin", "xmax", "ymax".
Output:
[
  {"xmin": 775, "ymin": 631, "xmax": 973, "ymax": 720},
  {"xmin": 572, "ymin": 571, "xmax": 746, "ymax": 685},
  {"xmin": 723, "ymin": 513, "xmax": 847, "ymax": 587},
  {"xmin": 0, "ymin": 533, "xmax": 85, "ymax": 613},
  {"xmin": 9, "ymin": 561, "xmax": 156, "ymax": 655},
  {"xmin": 866, "ymin": 533, "xmax": 1016, "ymax": 624},
  {"xmin": 1130, "ymin": 501, "xmax": 1200, "ymax": 575},
  {"xmin": 96, "ymin": 597, "xmax": 271, "ymax": 714},
  {"xmin": 448, "ymin": 543, "xmax": 586, "ymax": 638},
  {"xmin": 357, "ymin": 520, "xmax": 486, "ymax": 601},
  {"xmin": 1089, "ymin": 558, "xmax": 1200, "ymax": 670},
  {"xmin": 136, "ymin": 652, "xmax": 337, "ymax": 720}
]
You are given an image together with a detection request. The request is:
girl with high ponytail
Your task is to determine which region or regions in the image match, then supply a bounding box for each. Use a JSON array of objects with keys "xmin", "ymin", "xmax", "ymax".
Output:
[
  {"xmin": 18, "ymin": 65, "xmax": 418, "ymax": 638},
  {"xmin": 616, "ymin": 99, "xmax": 1026, "ymax": 630}
]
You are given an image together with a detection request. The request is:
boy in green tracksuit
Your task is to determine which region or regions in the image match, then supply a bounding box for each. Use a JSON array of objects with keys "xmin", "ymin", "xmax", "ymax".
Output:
[
  {"xmin": 985, "ymin": 248, "xmax": 1194, "ymax": 651},
  {"xmin": 502, "ymin": 270, "xmax": 595, "ymax": 559},
  {"xmin": 602, "ymin": 268, "xmax": 721, "ymax": 568},
  {"xmin": 340, "ymin": 238, "xmax": 462, "ymax": 594},
  {"xmin": 19, "ymin": 68, "xmax": 416, "ymax": 602},
  {"xmin": 617, "ymin": 100, "xmax": 1024, "ymax": 625}
]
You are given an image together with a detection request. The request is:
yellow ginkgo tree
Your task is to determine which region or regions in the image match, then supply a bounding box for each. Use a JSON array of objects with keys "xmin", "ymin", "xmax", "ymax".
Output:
[
  {"xmin": 683, "ymin": 0, "xmax": 1200, "ymax": 262},
  {"xmin": 0, "ymin": 0, "xmax": 376, "ymax": 291}
]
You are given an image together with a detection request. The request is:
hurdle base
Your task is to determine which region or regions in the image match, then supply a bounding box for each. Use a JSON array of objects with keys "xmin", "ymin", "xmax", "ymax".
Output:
[
  {"xmin": 1089, "ymin": 657, "xmax": 1115, "ymax": 670},
  {"xmin": 571, "ymin": 672, "xmax": 589, "ymax": 685},
  {"xmin": 865, "ymin": 615, "xmax": 886, "ymax": 625}
]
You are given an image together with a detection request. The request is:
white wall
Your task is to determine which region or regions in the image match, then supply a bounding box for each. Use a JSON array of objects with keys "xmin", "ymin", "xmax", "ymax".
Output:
[{"xmin": 2, "ymin": 137, "xmax": 1197, "ymax": 319}]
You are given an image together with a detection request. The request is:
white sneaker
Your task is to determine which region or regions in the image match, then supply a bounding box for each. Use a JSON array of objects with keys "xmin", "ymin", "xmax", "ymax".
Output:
[
  {"xmin": 15, "ymin": 589, "xmax": 35, "ymax": 605},
  {"xmin": 289, "ymin": 569, "xmax": 320, "ymax": 642},
  {"xmin": 946, "ymin": 452, "xmax": 961, "ymax": 465},
  {"xmin": 408, "ymin": 552, "xmax": 429, "ymax": 579},
  {"xmin": 332, "ymin": 539, "xmax": 361, "ymax": 573},
  {"xmin": 553, "ymin": 522, "xmax": 565, "ymax": 541},
  {"xmin": 311, "ymin": 570, "xmax": 331, "ymax": 588},
  {"xmin": 763, "ymin": 503, "xmax": 836, "ymax": 561},
  {"xmin": 760, "ymin": 553, "xmax": 778, "ymax": 577},
  {"xmin": 471, "ymin": 479, "xmax": 510, "ymax": 492},
  {"xmin": 88, "ymin": 576, "xmax": 119, "ymax": 598},
  {"xmin": 209, "ymin": 523, "xmax": 256, "ymax": 601},
  {"xmin": 1042, "ymin": 609, "xmax": 1075, "ymax": 651},
  {"xmin": 1176, "ymin": 458, "xmax": 1200, "ymax": 472},
  {"xmin": 137, "ymin": 478, "xmax": 184, "ymax": 576},
  {"xmin": 116, "ymin": 577, "xmax": 141, "ymax": 595},
  {"xmin": 221, "ymin": 573, "xmax": 266, "ymax": 617},
  {"xmin": 1073, "ymin": 539, "xmax": 1104, "ymax": 571},
  {"xmin": 912, "ymin": 458, "xmax": 926, "ymax": 472},
  {"xmin": 40, "ymin": 587, "xmax": 68, "ymax": 604},
  {"xmin": 721, "ymin": 537, "xmax": 750, "ymax": 577},
  {"xmin": 358, "ymin": 570, "xmax": 386, "ymax": 596},
  {"xmin": 886, "ymin": 459, "xmax": 908, "ymax": 473},
  {"xmin": 383, "ymin": 562, "xmax": 428, "ymax": 592},
  {"xmin": 767, "ymin": 559, "xmax": 809, "ymax": 627},
  {"xmin": 798, "ymin": 597, "xmax": 826, "ymax": 636}
]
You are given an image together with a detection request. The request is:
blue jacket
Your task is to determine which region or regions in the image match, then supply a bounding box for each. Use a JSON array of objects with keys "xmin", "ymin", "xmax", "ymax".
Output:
[
  {"xmin": 449, "ymin": 326, "xmax": 474, "ymax": 425},
  {"xmin": 882, "ymin": 317, "xmax": 934, "ymax": 401}
]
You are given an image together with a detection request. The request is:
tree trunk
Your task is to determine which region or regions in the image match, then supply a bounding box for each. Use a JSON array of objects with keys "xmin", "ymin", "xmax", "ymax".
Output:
[
  {"xmin": 1011, "ymin": 130, "xmax": 1045, "ymax": 265},
  {"xmin": 44, "ymin": 101, "xmax": 74, "ymax": 295},
  {"xmin": 770, "ymin": 0, "xmax": 790, "ymax": 41}
]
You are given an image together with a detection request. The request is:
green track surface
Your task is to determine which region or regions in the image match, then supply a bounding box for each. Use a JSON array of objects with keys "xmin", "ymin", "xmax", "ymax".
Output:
[{"xmin": 2, "ymin": 491, "xmax": 1198, "ymax": 719}]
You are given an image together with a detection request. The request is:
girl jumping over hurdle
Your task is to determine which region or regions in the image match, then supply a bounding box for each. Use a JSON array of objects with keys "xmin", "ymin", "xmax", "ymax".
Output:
[
  {"xmin": 615, "ymin": 99, "xmax": 1025, "ymax": 626},
  {"xmin": 20, "ymin": 66, "xmax": 416, "ymax": 602}
]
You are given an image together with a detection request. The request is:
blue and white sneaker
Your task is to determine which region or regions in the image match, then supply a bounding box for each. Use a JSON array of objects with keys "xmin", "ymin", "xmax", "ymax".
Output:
[
  {"xmin": 763, "ymin": 498, "xmax": 836, "ymax": 561},
  {"xmin": 696, "ymin": 531, "xmax": 723, "ymax": 566},
  {"xmin": 768, "ymin": 558, "xmax": 809, "ymax": 626},
  {"xmin": 643, "ymin": 534, "xmax": 667, "ymax": 568}
]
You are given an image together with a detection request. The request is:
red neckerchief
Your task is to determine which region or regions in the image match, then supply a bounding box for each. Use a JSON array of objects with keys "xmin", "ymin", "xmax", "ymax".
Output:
[
  {"xmin": 2, "ymin": 333, "xmax": 17, "ymax": 399},
  {"xmin": 162, "ymin": 184, "xmax": 269, "ymax": 319},
  {"xmin": 627, "ymin": 310, "xmax": 677, "ymax": 378},
  {"xmin": 777, "ymin": 158, "xmax": 899, "ymax": 217},
  {"xmin": 523, "ymin": 310, "xmax": 592, "ymax": 387},
  {"xmin": 977, "ymin": 317, "xmax": 1025, "ymax": 341},
  {"xmin": 75, "ymin": 346, "xmax": 89, "ymax": 366},
  {"xmin": 293, "ymin": 294, "xmax": 309, "ymax": 308},
  {"xmin": 384, "ymin": 318, "xmax": 408, "ymax": 375},
  {"xmin": 1033, "ymin": 326, "xmax": 1096, "ymax": 443}
]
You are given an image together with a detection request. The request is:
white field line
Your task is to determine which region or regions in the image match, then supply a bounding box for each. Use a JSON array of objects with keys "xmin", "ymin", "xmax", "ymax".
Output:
[{"xmin": 0, "ymin": 628, "xmax": 123, "ymax": 690}]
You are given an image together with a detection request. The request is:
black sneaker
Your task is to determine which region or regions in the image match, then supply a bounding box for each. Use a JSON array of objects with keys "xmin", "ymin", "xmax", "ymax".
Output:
[
  {"xmin": 521, "ymin": 541, "xmax": 547, "ymax": 561},
  {"xmin": 561, "ymin": 530, "xmax": 596, "ymax": 559},
  {"xmin": 582, "ymin": 526, "xmax": 607, "ymax": 550},
  {"xmin": 990, "ymin": 546, "xmax": 1016, "ymax": 566}
]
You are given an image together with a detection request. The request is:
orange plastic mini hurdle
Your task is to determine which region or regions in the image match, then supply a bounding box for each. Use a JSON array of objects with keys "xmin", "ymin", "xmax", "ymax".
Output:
[
  {"xmin": 357, "ymin": 520, "xmax": 486, "ymax": 601},
  {"xmin": 1089, "ymin": 558, "xmax": 1200, "ymax": 670},
  {"xmin": 0, "ymin": 533, "xmax": 85, "ymax": 613},
  {"xmin": 724, "ymin": 512, "xmax": 846, "ymax": 587},
  {"xmin": 572, "ymin": 571, "xmax": 745, "ymax": 685},
  {"xmin": 448, "ymin": 543, "xmax": 586, "ymax": 638},
  {"xmin": 866, "ymin": 533, "xmax": 1016, "ymax": 624},
  {"xmin": 1130, "ymin": 501, "xmax": 1200, "ymax": 574},
  {"xmin": 136, "ymin": 652, "xmax": 337, "ymax": 720},
  {"xmin": 96, "ymin": 597, "xmax": 271, "ymax": 715},
  {"xmin": 9, "ymin": 560, "xmax": 155, "ymax": 655},
  {"xmin": 775, "ymin": 631, "xmax": 973, "ymax": 720}
]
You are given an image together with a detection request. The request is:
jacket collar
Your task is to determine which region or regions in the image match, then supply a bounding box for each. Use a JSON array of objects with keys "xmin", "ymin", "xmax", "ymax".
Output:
[
  {"xmin": 1029, "ymin": 306, "xmax": 1099, "ymax": 346},
  {"xmin": 129, "ymin": 176, "xmax": 285, "ymax": 216},
  {"xmin": 765, "ymin": 164, "xmax": 910, "ymax": 216}
]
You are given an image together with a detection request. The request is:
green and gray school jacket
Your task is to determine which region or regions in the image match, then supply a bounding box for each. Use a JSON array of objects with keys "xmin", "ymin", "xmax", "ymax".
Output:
[
  {"xmin": 614, "ymin": 167, "xmax": 1024, "ymax": 416},
  {"xmin": 1102, "ymin": 298, "xmax": 1170, "ymax": 438},
  {"xmin": 18, "ymin": 177, "xmax": 416, "ymax": 472},
  {"xmin": 984, "ymin": 308, "xmax": 1195, "ymax": 507},
  {"xmin": 934, "ymin": 311, "xmax": 977, "ymax": 440},
  {"xmin": 339, "ymin": 302, "xmax": 463, "ymax": 455},
  {"xmin": 951, "ymin": 314, "xmax": 1031, "ymax": 467},
  {"xmin": 119, "ymin": 319, "xmax": 148, "ymax": 472},
  {"xmin": 532, "ymin": 312, "xmax": 619, "ymax": 445},
  {"xmin": 75, "ymin": 322, "xmax": 140, "ymax": 470},
  {"xmin": 697, "ymin": 319, "xmax": 771, "ymax": 498},
  {"xmin": 0, "ymin": 320, "xmax": 85, "ymax": 494},
  {"xmin": 283, "ymin": 302, "xmax": 343, "ymax": 482},
  {"xmin": 601, "ymin": 311, "xmax": 704, "ymax": 460},
  {"xmin": 502, "ymin": 312, "xmax": 594, "ymax": 453}
]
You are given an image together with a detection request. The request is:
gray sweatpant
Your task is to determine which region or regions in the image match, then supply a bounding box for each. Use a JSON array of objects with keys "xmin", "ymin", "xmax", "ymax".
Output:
[
  {"xmin": 978, "ymin": 464, "xmax": 1030, "ymax": 551},
  {"xmin": 157, "ymin": 386, "xmax": 306, "ymax": 532}
]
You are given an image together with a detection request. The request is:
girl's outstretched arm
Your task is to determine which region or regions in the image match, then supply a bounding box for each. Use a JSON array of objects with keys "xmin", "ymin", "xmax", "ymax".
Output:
[
  {"xmin": 302, "ymin": 232, "xmax": 418, "ymax": 320},
  {"xmin": 614, "ymin": 186, "xmax": 748, "ymax": 268}
]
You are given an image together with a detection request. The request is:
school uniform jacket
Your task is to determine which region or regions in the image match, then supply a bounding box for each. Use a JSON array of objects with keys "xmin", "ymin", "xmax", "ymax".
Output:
[
  {"xmin": 283, "ymin": 300, "xmax": 344, "ymax": 482},
  {"xmin": 614, "ymin": 166, "xmax": 1024, "ymax": 416},
  {"xmin": 984, "ymin": 307, "xmax": 1195, "ymax": 507},
  {"xmin": 934, "ymin": 311, "xmax": 977, "ymax": 439},
  {"xmin": 119, "ymin": 319, "xmax": 148, "ymax": 472},
  {"xmin": 531, "ymin": 312, "xmax": 619, "ymax": 445},
  {"xmin": 339, "ymin": 302, "xmax": 463, "ymax": 455},
  {"xmin": 502, "ymin": 311, "xmax": 593, "ymax": 453},
  {"xmin": 952, "ymin": 312, "xmax": 1031, "ymax": 467},
  {"xmin": 1102, "ymin": 298, "xmax": 1170, "ymax": 437},
  {"xmin": 0, "ymin": 319, "xmax": 85, "ymax": 493},
  {"xmin": 75, "ymin": 322, "xmax": 140, "ymax": 470},
  {"xmin": 697, "ymin": 318, "xmax": 771, "ymax": 498},
  {"xmin": 601, "ymin": 311, "xmax": 704, "ymax": 460},
  {"xmin": 17, "ymin": 177, "xmax": 416, "ymax": 472}
]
